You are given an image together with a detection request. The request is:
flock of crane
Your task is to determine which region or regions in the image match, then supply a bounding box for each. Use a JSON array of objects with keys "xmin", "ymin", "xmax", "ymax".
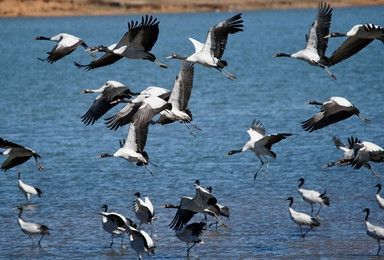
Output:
[{"xmin": 1, "ymin": 1, "xmax": 384, "ymax": 258}]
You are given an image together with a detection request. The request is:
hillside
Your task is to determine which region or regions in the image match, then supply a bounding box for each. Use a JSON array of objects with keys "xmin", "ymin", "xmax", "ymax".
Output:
[{"xmin": 1, "ymin": 0, "xmax": 384, "ymax": 17}]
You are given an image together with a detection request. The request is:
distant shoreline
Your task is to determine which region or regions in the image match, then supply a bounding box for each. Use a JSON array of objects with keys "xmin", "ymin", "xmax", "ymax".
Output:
[{"xmin": 1, "ymin": 0, "xmax": 384, "ymax": 18}]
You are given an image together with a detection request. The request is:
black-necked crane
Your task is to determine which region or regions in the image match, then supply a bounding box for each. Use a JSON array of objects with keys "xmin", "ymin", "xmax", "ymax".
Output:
[
  {"xmin": 34, "ymin": 33, "xmax": 94, "ymax": 63},
  {"xmin": 162, "ymin": 199, "xmax": 197, "ymax": 231},
  {"xmin": 325, "ymin": 136, "xmax": 384, "ymax": 178},
  {"xmin": 18, "ymin": 169, "xmax": 42, "ymax": 204},
  {"xmin": 97, "ymin": 122, "xmax": 157, "ymax": 176},
  {"xmin": 298, "ymin": 178, "xmax": 329, "ymax": 219},
  {"xmin": 375, "ymin": 184, "xmax": 384, "ymax": 210},
  {"xmin": 323, "ymin": 136, "xmax": 360, "ymax": 168},
  {"xmin": 14, "ymin": 205, "xmax": 49, "ymax": 247},
  {"xmin": 351, "ymin": 141, "xmax": 384, "ymax": 178},
  {"xmin": 162, "ymin": 182, "xmax": 228, "ymax": 230},
  {"xmin": 287, "ymin": 197, "xmax": 320, "ymax": 238},
  {"xmin": 126, "ymin": 225, "xmax": 156, "ymax": 259},
  {"xmin": 80, "ymin": 80, "xmax": 138, "ymax": 125},
  {"xmin": 363, "ymin": 208, "xmax": 384, "ymax": 256},
  {"xmin": 98, "ymin": 90, "xmax": 169, "ymax": 176},
  {"xmin": 74, "ymin": 43, "xmax": 123, "ymax": 70},
  {"xmin": 133, "ymin": 192, "xmax": 156, "ymax": 234},
  {"xmin": 152, "ymin": 60, "xmax": 201, "ymax": 137},
  {"xmin": 137, "ymin": 86, "xmax": 171, "ymax": 101},
  {"xmin": 77, "ymin": 15, "xmax": 167, "ymax": 69},
  {"xmin": 192, "ymin": 181, "xmax": 227, "ymax": 226},
  {"xmin": 205, "ymin": 185, "xmax": 230, "ymax": 228},
  {"xmin": 110, "ymin": 85, "xmax": 170, "ymax": 105},
  {"xmin": 0, "ymin": 137, "xmax": 45, "ymax": 172},
  {"xmin": 99, "ymin": 204, "xmax": 137, "ymax": 248},
  {"xmin": 324, "ymin": 23, "xmax": 384, "ymax": 66},
  {"xmin": 175, "ymin": 221, "xmax": 206, "ymax": 257},
  {"xmin": 273, "ymin": 2, "xmax": 336, "ymax": 80},
  {"xmin": 105, "ymin": 91, "xmax": 171, "ymax": 131},
  {"xmin": 301, "ymin": 96, "xmax": 370, "ymax": 132},
  {"xmin": 225, "ymin": 120, "xmax": 292, "ymax": 180},
  {"xmin": 166, "ymin": 13, "xmax": 243, "ymax": 80}
]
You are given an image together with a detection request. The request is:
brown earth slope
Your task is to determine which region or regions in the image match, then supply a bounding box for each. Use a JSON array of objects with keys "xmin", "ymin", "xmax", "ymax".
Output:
[{"xmin": 1, "ymin": 0, "xmax": 383, "ymax": 17}]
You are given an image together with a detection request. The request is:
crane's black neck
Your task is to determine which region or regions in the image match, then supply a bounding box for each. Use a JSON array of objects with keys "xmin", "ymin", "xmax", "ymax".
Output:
[
  {"xmin": 307, "ymin": 100, "xmax": 323, "ymax": 106},
  {"xmin": 274, "ymin": 53, "xmax": 291, "ymax": 58},
  {"xmin": 99, "ymin": 153, "xmax": 114, "ymax": 158},
  {"xmin": 17, "ymin": 206, "xmax": 24, "ymax": 218},
  {"xmin": 101, "ymin": 204, "xmax": 108, "ymax": 212},
  {"xmin": 298, "ymin": 178, "xmax": 305, "ymax": 189},
  {"xmin": 170, "ymin": 54, "xmax": 187, "ymax": 60},
  {"xmin": 163, "ymin": 204, "xmax": 179, "ymax": 209},
  {"xmin": 287, "ymin": 197, "xmax": 294, "ymax": 207},
  {"xmin": 363, "ymin": 208, "xmax": 370, "ymax": 221},
  {"xmin": 376, "ymin": 184, "xmax": 382, "ymax": 194},
  {"xmin": 226, "ymin": 149, "xmax": 242, "ymax": 156},
  {"xmin": 35, "ymin": 36, "xmax": 51, "ymax": 41}
]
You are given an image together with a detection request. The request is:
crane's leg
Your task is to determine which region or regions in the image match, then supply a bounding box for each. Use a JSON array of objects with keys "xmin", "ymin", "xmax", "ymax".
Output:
[
  {"xmin": 143, "ymin": 165, "xmax": 156, "ymax": 176},
  {"xmin": 121, "ymin": 234, "xmax": 124, "ymax": 248},
  {"xmin": 150, "ymin": 220, "xmax": 155, "ymax": 237},
  {"xmin": 323, "ymin": 161, "xmax": 336, "ymax": 168},
  {"xmin": 25, "ymin": 194, "xmax": 31, "ymax": 204},
  {"xmin": 35, "ymin": 158, "xmax": 45, "ymax": 172},
  {"xmin": 254, "ymin": 157, "xmax": 264, "ymax": 180},
  {"xmin": 218, "ymin": 67, "xmax": 236, "ymax": 80},
  {"xmin": 316, "ymin": 205, "xmax": 322, "ymax": 219},
  {"xmin": 154, "ymin": 59, "xmax": 168, "ymax": 68},
  {"xmin": 186, "ymin": 243, "xmax": 190, "ymax": 256},
  {"xmin": 187, "ymin": 242, "xmax": 197, "ymax": 256},
  {"xmin": 303, "ymin": 227, "xmax": 313, "ymax": 238},
  {"xmin": 377, "ymin": 240, "xmax": 381, "ymax": 256},
  {"xmin": 223, "ymin": 68, "xmax": 236, "ymax": 80},
  {"xmin": 212, "ymin": 213, "xmax": 228, "ymax": 228},
  {"xmin": 147, "ymin": 160, "xmax": 158, "ymax": 168},
  {"xmin": 110, "ymin": 234, "xmax": 114, "ymax": 248},
  {"xmin": 183, "ymin": 122, "xmax": 196, "ymax": 137},
  {"xmin": 370, "ymin": 167, "xmax": 380, "ymax": 178},
  {"xmin": 28, "ymin": 234, "xmax": 35, "ymax": 245},
  {"xmin": 299, "ymin": 226, "xmax": 303, "ymax": 237},
  {"xmin": 188, "ymin": 121, "xmax": 202, "ymax": 131},
  {"xmin": 318, "ymin": 63, "xmax": 337, "ymax": 80},
  {"xmin": 263, "ymin": 156, "xmax": 270, "ymax": 177},
  {"xmin": 323, "ymin": 67, "xmax": 337, "ymax": 80},
  {"xmin": 38, "ymin": 234, "xmax": 45, "ymax": 247},
  {"xmin": 208, "ymin": 221, "xmax": 219, "ymax": 230}
]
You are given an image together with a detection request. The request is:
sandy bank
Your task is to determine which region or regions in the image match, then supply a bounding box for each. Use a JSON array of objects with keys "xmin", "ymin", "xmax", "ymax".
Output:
[{"xmin": 1, "ymin": 0, "xmax": 384, "ymax": 17}]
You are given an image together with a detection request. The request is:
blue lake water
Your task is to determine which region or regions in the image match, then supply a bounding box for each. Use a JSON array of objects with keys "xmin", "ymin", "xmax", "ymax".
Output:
[{"xmin": 1, "ymin": 5, "xmax": 384, "ymax": 259}]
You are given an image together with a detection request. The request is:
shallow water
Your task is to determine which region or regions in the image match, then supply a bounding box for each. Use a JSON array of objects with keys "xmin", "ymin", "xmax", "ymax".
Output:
[{"xmin": 1, "ymin": 5, "xmax": 384, "ymax": 259}]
